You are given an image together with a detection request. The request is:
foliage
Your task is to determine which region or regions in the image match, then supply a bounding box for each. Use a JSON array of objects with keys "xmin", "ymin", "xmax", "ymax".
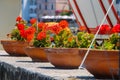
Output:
[
  {"xmin": 53, "ymin": 29, "xmax": 77, "ymax": 48},
  {"xmin": 60, "ymin": 10, "xmax": 73, "ymax": 16},
  {"xmin": 33, "ymin": 20, "xmax": 95, "ymax": 48},
  {"xmin": 9, "ymin": 16, "xmax": 95, "ymax": 48},
  {"xmin": 33, "ymin": 35, "xmax": 51, "ymax": 47},
  {"xmin": 77, "ymin": 32, "xmax": 94, "ymax": 48},
  {"xmin": 9, "ymin": 16, "xmax": 36, "ymax": 42},
  {"xmin": 10, "ymin": 28, "xmax": 24, "ymax": 41},
  {"xmin": 95, "ymin": 24, "xmax": 120, "ymax": 50}
]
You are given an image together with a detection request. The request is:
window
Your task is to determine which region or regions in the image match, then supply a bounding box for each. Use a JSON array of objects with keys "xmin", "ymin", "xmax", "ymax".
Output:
[
  {"xmin": 30, "ymin": 8, "xmax": 37, "ymax": 14},
  {"xmin": 116, "ymin": 0, "xmax": 120, "ymax": 4},
  {"xmin": 45, "ymin": 0, "xmax": 48, "ymax": 3},
  {"xmin": 30, "ymin": 17, "xmax": 33, "ymax": 19},
  {"xmin": 51, "ymin": 4, "xmax": 54, "ymax": 10},
  {"xmin": 34, "ymin": 0, "xmax": 37, "ymax": 5},
  {"xmin": 39, "ymin": 4, "xmax": 41, "ymax": 10},
  {"xmin": 45, "ymin": 5, "xmax": 47, "ymax": 10},
  {"xmin": 30, "ymin": 0, "xmax": 34, "ymax": 5},
  {"xmin": 30, "ymin": 0, "xmax": 37, "ymax": 5},
  {"xmin": 30, "ymin": 8, "xmax": 34, "ymax": 13},
  {"xmin": 34, "ymin": 8, "xmax": 37, "ymax": 14}
]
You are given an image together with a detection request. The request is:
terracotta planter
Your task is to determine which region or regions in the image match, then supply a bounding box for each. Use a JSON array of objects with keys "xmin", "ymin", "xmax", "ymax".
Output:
[
  {"xmin": 24, "ymin": 47, "xmax": 48, "ymax": 62},
  {"xmin": 79, "ymin": 49, "xmax": 119, "ymax": 79},
  {"xmin": 44, "ymin": 48, "xmax": 85, "ymax": 69},
  {"xmin": 1, "ymin": 40, "xmax": 29, "ymax": 56}
]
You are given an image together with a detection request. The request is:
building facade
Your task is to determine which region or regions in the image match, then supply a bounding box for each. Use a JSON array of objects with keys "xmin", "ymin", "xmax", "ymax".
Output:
[
  {"xmin": 37, "ymin": 0, "xmax": 56, "ymax": 21},
  {"xmin": 22, "ymin": 0, "xmax": 68, "ymax": 22},
  {"xmin": 22, "ymin": 0, "xmax": 120, "ymax": 22},
  {"xmin": 115, "ymin": 0, "xmax": 120, "ymax": 15}
]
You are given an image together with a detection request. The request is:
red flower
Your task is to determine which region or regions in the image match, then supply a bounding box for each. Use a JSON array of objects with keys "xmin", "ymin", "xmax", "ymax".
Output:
[
  {"xmin": 37, "ymin": 32, "xmax": 46, "ymax": 40},
  {"xmin": 112, "ymin": 24, "xmax": 120, "ymax": 33},
  {"xmin": 30, "ymin": 18, "xmax": 37, "ymax": 24},
  {"xmin": 79, "ymin": 26, "xmax": 86, "ymax": 31},
  {"xmin": 43, "ymin": 24, "xmax": 54, "ymax": 32},
  {"xmin": 59, "ymin": 20, "xmax": 68, "ymax": 29},
  {"xmin": 20, "ymin": 30, "xmax": 27, "ymax": 38},
  {"xmin": 38, "ymin": 22, "xmax": 46, "ymax": 30},
  {"xmin": 21, "ymin": 27, "xmax": 36, "ymax": 42},
  {"xmin": 25, "ymin": 26, "xmax": 36, "ymax": 34},
  {"xmin": 45, "ymin": 25, "xmax": 53, "ymax": 31},
  {"xmin": 26, "ymin": 34, "xmax": 34, "ymax": 42},
  {"xmin": 16, "ymin": 16, "xmax": 22, "ymax": 22},
  {"xmin": 17, "ymin": 23, "xmax": 25, "ymax": 30},
  {"xmin": 50, "ymin": 37, "xmax": 54, "ymax": 42},
  {"xmin": 96, "ymin": 24, "xmax": 111, "ymax": 34},
  {"xmin": 51, "ymin": 25, "xmax": 62, "ymax": 34}
]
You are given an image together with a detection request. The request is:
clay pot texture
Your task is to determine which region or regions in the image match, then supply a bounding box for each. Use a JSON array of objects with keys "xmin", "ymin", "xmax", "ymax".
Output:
[
  {"xmin": 24, "ymin": 47, "xmax": 48, "ymax": 62},
  {"xmin": 45, "ymin": 48, "xmax": 86, "ymax": 69},
  {"xmin": 1, "ymin": 40, "xmax": 29, "ymax": 56},
  {"xmin": 79, "ymin": 49, "xmax": 119, "ymax": 79}
]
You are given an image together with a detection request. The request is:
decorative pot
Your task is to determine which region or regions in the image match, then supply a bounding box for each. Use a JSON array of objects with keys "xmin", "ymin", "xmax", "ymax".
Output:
[
  {"xmin": 1, "ymin": 40, "xmax": 29, "ymax": 56},
  {"xmin": 44, "ymin": 48, "xmax": 85, "ymax": 69},
  {"xmin": 24, "ymin": 47, "xmax": 48, "ymax": 62},
  {"xmin": 79, "ymin": 49, "xmax": 119, "ymax": 79}
]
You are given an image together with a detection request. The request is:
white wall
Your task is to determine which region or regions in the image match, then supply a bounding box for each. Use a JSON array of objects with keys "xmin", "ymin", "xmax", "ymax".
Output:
[{"xmin": 0, "ymin": 0, "xmax": 21, "ymax": 49}]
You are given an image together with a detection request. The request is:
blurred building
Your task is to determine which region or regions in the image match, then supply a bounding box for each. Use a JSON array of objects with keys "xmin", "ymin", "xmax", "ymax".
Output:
[
  {"xmin": 56, "ymin": 0, "xmax": 69, "ymax": 11},
  {"xmin": 22, "ymin": 0, "xmax": 120, "ymax": 22},
  {"xmin": 115, "ymin": 0, "xmax": 120, "ymax": 16},
  {"xmin": 37, "ymin": 0, "xmax": 56, "ymax": 21},
  {"xmin": 22, "ymin": 0, "xmax": 69, "ymax": 22}
]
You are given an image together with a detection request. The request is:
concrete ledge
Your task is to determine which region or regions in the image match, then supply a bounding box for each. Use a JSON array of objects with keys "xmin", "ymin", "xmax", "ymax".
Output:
[
  {"xmin": 0, "ymin": 62, "xmax": 54, "ymax": 80},
  {"xmin": 0, "ymin": 50, "xmax": 95, "ymax": 80}
]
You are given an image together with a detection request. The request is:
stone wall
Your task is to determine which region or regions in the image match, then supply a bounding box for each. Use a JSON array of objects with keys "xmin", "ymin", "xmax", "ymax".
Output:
[
  {"xmin": 0, "ymin": 51, "xmax": 94, "ymax": 80},
  {"xmin": 0, "ymin": 62, "xmax": 53, "ymax": 80}
]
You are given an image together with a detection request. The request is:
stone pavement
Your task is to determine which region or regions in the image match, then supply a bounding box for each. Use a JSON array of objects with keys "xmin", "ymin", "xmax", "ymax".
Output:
[{"xmin": 0, "ymin": 50, "xmax": 95, "ymax": 80}]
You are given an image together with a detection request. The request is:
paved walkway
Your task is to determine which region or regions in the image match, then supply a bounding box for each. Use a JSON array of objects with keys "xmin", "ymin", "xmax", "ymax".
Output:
[{"xmin": 0, "ymin": 50, "xmax": 95, "ymax": 80}]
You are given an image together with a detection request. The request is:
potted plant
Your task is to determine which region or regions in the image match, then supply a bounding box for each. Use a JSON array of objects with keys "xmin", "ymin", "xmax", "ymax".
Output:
[
  {"xmin": 24, "ymin": 21, "xmax": 54, "ymax": 62},
  {"xmin": 79, "ymin": 24, "xmax": 120, "ymax": 79},
  {"xmin": 44, "ymin": 20, "xmax": 94, "ymax": 69},
  {"xmin": 1, "ymin": 16, "xmax": 35, "ymax": 56}
]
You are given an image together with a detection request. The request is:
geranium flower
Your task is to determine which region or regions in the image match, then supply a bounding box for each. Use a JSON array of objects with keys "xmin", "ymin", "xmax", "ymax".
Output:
[
  {"xmin": 9, "ymin": 16, "xmax": 28, "ymax": 41},
  {"xmin": 59, "ymin": 20, "xmax": 68, "ymax": 29},
  {"xmin": 25, "ymin": 26, "xmax": 36, "ymax": 35},
  {"xmin": 17, "ymin": 23, "xmax": 25, "ymax": 30},
  {"xmin": 16, "ymin": 16, "xmax": 22, "ymax": 22},
  {"xmin": 10, "ymin": 16, "xmax": 95, "ymax": 48},
  {"xmin": 96, "ymin": 24, "xmax": 111, "ymax": 34},
  {"xmin": 30, "ymin": 18, "xmax": 37, "ymax": 25},
  {"xmin": 95, "ymin": 24, "xmax": 120, "ymax": 50},
  {"xmin": 79, "ymin": 26, "xmax": 86, "ymax": 32},
  {"xmin": 111, "ymin": 24, "xmax": 120, "ymax": 33},
  {"xmin": 26, "ymin": 34, "xmax": 34, "ymax": 42},
  {"xmin": 51, "ymin": 24, "xmax": 62, "ymax": 34},
  {"xmin": 37, "ymin": 31, "xmax": 46, "ymax": 40},
  {"xmin": 25, "ymin": 27, "xmax": 36, "ymax": 42},
  {"xmin": 38, "ymin": 22, "xmax": 46, "ymax": 30},
  {"xmin": 20, "ymin": 29, "xmax": 27, "ymax": 39},
  {"xmin": 20, "ymin": 27, "xmax": 36, "ymax": 42},
  {"xmin": 42, "ymin": 24, "xmax": 50, "ymax": 32}
]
